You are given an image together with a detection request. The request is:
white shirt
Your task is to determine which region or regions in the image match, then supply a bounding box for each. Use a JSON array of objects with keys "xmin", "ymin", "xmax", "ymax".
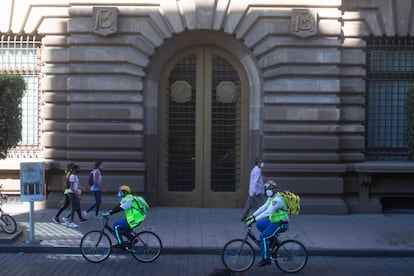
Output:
[
  {"xmin": 253, "ymin": 194, "xmax": 286, "ymax": 222},
  {"xmin": 68, "ymin": 174, "xmax": 81, "ymax": 194},
  {"xmin": 90, "ymin": 169, "xmax": 102, "ymax": 191},
  {"xmin": 120, "ymin": 197, "xmax": 133, "ymax": 210},
  {"xmin": 249, "ymin": 165, "xmax": 264, "ymax": 197}
]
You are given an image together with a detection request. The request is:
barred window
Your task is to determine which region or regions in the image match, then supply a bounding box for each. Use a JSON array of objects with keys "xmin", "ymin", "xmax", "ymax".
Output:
[
  {"xmin": 0, "ymin": 35, "xmax": 41, "ymax": 158},
  {"xmin": 365, "ymin": 37, "xmax": 414, "ymax": 160}
]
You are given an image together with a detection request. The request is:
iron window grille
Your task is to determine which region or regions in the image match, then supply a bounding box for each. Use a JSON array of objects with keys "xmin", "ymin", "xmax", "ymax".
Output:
[
  {"xmin": 0, "ymin": 35, "xmax": 41, "ymax": 158},
  {"xmin": 365, "ymin": 37, "xmax": 414, "ymax": 160}
]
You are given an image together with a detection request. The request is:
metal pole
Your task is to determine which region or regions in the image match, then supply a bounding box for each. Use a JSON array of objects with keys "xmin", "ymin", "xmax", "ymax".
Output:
[
  {"xmin": 24, "ymin": 200, "xmax": 40, "ymax": 244},
  {"xmin": 29, "ymin": 200, "xmax": 35, "ymax": 242}
]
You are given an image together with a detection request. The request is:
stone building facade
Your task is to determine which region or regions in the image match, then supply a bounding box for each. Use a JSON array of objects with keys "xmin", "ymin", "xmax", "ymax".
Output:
[{"xmin": 1, "ymin": 0, "xmax": 413, "ymax": 213}]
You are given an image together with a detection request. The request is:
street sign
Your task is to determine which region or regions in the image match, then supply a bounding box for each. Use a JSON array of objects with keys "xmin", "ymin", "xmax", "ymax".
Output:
[{"xmin": 20, "ymin": 162, "xmax": 45, "ymax": 202}]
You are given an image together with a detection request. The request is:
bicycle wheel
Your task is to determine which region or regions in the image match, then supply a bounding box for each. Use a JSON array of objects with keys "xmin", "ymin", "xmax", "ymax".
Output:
[
  {"xmin": 0, "ymin": 214, "xmax": 17, "ymax": 234},
  {"xmin": 80, "ymin": 231, "xmax": 112, "ymax": 263},
  {"xmin": 130, "ymin": 231, "xmax": 162, "ymax": 262},
  {"xmin": 273, "ymin": 239, "xmax": 308, "ymax": 273},
  {"xmin": 222, "ymin": 239, "xmax": 255, "ymax": 272}
]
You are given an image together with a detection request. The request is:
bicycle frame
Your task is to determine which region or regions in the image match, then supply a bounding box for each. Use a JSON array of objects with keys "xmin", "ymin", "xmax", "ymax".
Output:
[
  {"xmin": 0, "ymin": 189, "xmax": 18, "ymax": 234},
  {"xmin": 244, "ymin": 226, "xmax": 260, "ymax": 247},
  {"xmin": 243, "ymin": 225, "xmax": 280, "ymax": 251},
  {"xmin": 0, "ymin": 209, "xmax": 6, "ymax": 226},
  {"xmin": 0, "ymin": 189, "xmax": 8, "ymax": 206},
  {"xmin": 0, "ymin": 190, "xmax": 9, "ymax": 226},
  {"xmin": 102, "ymin": 218, "xmax": 113, "ymax": 234},
  {"xmin": 98, "ymin": 216, "xmax": 137, "ymax": 244},
  {"xmin": 95, "ymin": 217, "xmax": 114, "ymax": 243},
  {"xmin": 0, "ymin": 218, "xmax": 6, "ymax": 227}
]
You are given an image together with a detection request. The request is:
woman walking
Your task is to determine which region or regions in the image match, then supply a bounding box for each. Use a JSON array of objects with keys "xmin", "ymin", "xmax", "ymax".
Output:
[
  {"xmin": 84, "ymin": 160, "xmax": 104, "ymax": 219},
  {"xmin": 67, "ymin": 163, "xmax": 88, "ymax": 228},
  {"xmin": 52, "ymin": 163, "xmax": 73, "ymax": 223}
]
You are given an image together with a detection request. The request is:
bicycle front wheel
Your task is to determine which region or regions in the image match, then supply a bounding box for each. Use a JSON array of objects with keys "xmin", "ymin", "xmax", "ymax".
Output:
[
  {"xmin": 130, "ymin": 231, "xmax": 162, "ymax": 262},
  {"xmin": 273, "ymin": 239, "xmax": 308, "ymax": 273},
  {"xmin": 0, "ymin": 214, "xmax": 17, "ymax": 234},
  {"xmin": 222, "ymin": 239, "xmax": 255, "ymax": 272},
  {"xmin": 80, "ymin": 231, "xmax": 112, "ymax": 263}
]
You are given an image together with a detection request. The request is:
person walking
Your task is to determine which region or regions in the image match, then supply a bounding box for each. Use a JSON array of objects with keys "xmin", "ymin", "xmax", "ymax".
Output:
[
  {"xmin": 241, "ymin": 158, "xmax": 266, "ymax": 221},
  {"xmin": 83, "ymin": 160, "xmax": 104, "ymax": 219},
  {"xmin": 52, "ymin": 163, "xmax": 73, "ymax": 223},
  {"xmin": 67, "ymin": 163, "xmax": 88, "ymax": 228}
]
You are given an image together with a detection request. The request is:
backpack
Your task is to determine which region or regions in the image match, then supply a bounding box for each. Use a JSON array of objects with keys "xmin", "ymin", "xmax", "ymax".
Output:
[
  {"xmin": 133, "ymin": 195, "xmax": 149, "ymax": 215},
  {"xmin": 88, "ymin": 171, "xmax": 95, "ymax": 186},
  {"xmin": 65, "ymin": 172, "xmax": 72, "ymax": 190},
  {"xmin": 280, "ymin": 191, "xmax": 300, "ymax": 215}
]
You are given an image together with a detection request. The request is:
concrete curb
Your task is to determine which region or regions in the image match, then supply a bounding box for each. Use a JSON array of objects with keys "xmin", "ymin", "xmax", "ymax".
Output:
[{"xmin": 2, "ymin": 245, "xmax": 414, "ymax": 257}]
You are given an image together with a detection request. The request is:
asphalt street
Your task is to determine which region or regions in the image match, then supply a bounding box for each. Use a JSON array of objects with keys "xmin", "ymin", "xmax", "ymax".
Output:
[{"xmin": 0, "ymin": 253, "xmax": 413, "ymax": 276}]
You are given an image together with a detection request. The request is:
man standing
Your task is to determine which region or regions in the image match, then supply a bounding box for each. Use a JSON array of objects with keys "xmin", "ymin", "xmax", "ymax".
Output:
[{"xmin": 241, "ymin": 158, "xmax": 266, "ymax": 221}]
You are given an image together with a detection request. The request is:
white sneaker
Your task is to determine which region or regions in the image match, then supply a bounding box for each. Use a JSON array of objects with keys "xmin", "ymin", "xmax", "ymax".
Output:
[
  {"xmin": 67, "ymin": 222, "xmax": 79, "ymax": 228},
  {"xmin": 83, "ymin": 210, "xmax": 89, "ymax": 218},
  {"xmin": 62, "ymin": 217, "xmax": 70, "ymax": 224}
]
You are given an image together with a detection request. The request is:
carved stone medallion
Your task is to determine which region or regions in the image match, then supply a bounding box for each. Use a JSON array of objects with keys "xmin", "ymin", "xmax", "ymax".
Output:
[
  {"xmin": 216, "ymin": 81, "xmax": 237, "ymax": 103},
  {"xmin": 93, "ymin": 7, "xmax": 118, "ymax": 36},
  {"xmin": 170, "ymin": 81, "xmax": 192, "ymax": 103},
  {"xmin": 291, "ymin": 9, "xmax": 318, "ymax": 38}
]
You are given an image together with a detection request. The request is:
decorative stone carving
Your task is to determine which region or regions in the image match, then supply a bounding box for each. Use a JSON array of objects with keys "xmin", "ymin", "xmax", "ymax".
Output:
[
  {"xmin": 170, "ymin": 81, "xmax": 192, "ymax": 103},
  {"xmin": 93, "ymin": 7, "xmax": 118, "ymax": 36},
  {"xmin": 216, "ymin": 81, "xmax": 237, "ymax": 103},
  {"xmin": 291, "ymin": 9, "xmax": 318, "ymax": 38}
]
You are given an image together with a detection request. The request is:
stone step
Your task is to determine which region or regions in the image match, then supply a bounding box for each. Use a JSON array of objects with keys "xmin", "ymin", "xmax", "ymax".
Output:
[{"xmin": 0, "ymin": 230, "xmax": 23, "ymax": 244}]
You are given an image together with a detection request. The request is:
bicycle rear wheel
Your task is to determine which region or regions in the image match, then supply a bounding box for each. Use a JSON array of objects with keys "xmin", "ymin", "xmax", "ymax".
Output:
[
  {"xmin": 273, "ymin": 239, "xmax": 308, "ymax": 273},
  {"xmin": 222, "ymin": 239, "xmax": 255, "ymax": 272},
  {"xmin": 130, "ymin": 231, "xmax": 162, "ymax": 262},
  {"xmin": 0, "ymin": 214, "xmax": 17, "ymax": 234},
  {"xmin": 80, "ymin": 231, "xmax": 112, "ymax": 263}
]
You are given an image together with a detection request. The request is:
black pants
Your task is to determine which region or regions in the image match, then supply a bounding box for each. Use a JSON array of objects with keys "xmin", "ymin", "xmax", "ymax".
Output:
[
  {"xmin": 69, "ymin": 193, "xmax": 82, "ymax": 221},
  {"xmin": 55, "ymin": 193, "xmax": 70, "ymax": 218}
]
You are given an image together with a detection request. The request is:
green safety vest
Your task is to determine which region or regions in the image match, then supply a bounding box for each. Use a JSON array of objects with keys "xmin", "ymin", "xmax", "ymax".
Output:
[
  {"xmin": 268, "ymin": 195, "xmax": 289, "ymax": 223},
  {"xmin": 122, "ymin": 194, "xmax": 146, "ymax": 228}
]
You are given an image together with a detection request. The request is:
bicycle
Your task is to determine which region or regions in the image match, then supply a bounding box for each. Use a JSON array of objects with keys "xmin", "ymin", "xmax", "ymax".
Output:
[
  {"xmin": 0, "ymin": 185, "xmax": 17, "ymax": 234},
  {"xmin": 222, "ymin": 224, "xmax": 308, "ymax": 273},
  {"xmin": 80, "ymin": 215, "xmax": 162, "ymax": 263}
]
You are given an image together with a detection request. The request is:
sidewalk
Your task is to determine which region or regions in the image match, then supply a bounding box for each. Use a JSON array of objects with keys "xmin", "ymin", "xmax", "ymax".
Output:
[{"xmin": 1, "ymin": 202, "xmax": 414, "ymax": 256}]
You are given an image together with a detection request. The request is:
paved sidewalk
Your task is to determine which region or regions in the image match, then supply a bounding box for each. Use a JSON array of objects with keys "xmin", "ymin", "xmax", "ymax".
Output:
[{"xmin": 1, "ymin": 202, "xmax": 414, "ymax": 256}]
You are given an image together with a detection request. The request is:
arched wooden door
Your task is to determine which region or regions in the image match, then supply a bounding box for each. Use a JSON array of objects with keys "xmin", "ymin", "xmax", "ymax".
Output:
[{"xmin": 158, "ymin": 46, "xmax": 248, "ymax": 207}]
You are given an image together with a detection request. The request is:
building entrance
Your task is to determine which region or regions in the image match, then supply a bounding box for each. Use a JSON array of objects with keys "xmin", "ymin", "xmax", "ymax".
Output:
[{"xmin": 158, "ymin": 46, "xmax": 249, "ymax": 207}]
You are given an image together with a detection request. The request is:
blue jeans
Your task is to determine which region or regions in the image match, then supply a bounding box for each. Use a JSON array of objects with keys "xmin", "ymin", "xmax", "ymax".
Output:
[
  {"xmin": 86, "ymin": 190, "xmax": 101, "ymax": 216},
  {"xmin": 256, "ymin": 218, "xmax": 288, "ymax": 259}
]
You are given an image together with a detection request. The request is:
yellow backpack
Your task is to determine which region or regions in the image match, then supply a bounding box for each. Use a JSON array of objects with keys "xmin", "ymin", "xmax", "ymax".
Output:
[{"xmin": 280, "ymin": 191, "xmax": 300, "ymax": 215}]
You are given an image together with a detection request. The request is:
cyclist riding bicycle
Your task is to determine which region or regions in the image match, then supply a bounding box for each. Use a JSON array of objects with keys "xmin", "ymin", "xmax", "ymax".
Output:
[
  {"xmin": 102, "ymin": 185, "xmax": 149, "ymax": 249},
  {"xmin": 244, "ymin": 180, "xmax": 289, "ymax": 267}
]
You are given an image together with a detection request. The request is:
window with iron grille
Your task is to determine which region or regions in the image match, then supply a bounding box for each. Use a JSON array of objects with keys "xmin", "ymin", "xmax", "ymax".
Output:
[
  {"xmin": 365, "ymin": 37, "xmax": 414, "ymax": 160},
  {"xmin": 0, "ymin": 35, "xmax": 41, "ymax": 158}
]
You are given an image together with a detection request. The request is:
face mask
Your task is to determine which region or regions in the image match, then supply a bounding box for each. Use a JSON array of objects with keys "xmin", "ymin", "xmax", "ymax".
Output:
[
  {"xmin": 260, "ymin": 162, "xmax": 264, "ymax": 168},
  {"xmin": 266, "ymin": 190, "xmax": 274, "ymax": 197},
  {"xmin": 117, "ymin": 191, "xmax": 124, "ymax": 198}
]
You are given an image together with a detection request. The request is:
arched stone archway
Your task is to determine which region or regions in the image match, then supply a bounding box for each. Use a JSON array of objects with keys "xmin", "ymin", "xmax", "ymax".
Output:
[{"xmin": 144, "ymin": 30, "xmax": 262, "ymax": 206}]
